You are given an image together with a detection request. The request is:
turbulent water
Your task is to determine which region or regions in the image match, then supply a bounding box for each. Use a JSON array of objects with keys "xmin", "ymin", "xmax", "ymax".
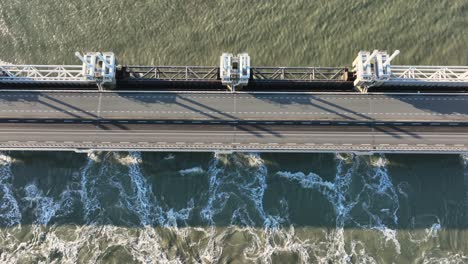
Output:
[
  {"xmin": 0, "ymin": 151, "xmax": 466, "ymax": 263},
  {"xmin": 0, "ymin": 0, "xmax": 468, "ymax": 263}
]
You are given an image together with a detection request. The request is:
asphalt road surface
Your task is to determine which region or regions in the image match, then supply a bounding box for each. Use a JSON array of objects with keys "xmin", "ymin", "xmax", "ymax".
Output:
[
  {"xmin": 0, "ymin": 92, "xmax": 467, "ymax": 122},
  {"xmin": 0, "ymin": 122, "xmax": 467, "ymax": 153},
  {"xmin": 1, "ymin": 91, "xmax": 467, "ymax": 152}
]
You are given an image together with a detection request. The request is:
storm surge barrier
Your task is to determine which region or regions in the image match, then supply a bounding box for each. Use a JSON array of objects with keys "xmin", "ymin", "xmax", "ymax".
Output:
[{"xmin": 0, "ymin": 50, "xmax": 467, "ymax": 93}]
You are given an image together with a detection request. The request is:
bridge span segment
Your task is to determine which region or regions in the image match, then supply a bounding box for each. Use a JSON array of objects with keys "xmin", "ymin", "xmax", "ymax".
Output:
[{"xmin": 0, "ymin": 91, "xmax": 467, "ymax": 153}]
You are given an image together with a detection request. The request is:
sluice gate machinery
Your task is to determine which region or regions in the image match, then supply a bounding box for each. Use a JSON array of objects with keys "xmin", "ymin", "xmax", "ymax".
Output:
[
  {"xmin": 0, "ymin": 51, "xmax": 467, "ymax": 93},
  {"xmin": 353, "ymin": 50, "xmax": 468, "ymax": 93}
]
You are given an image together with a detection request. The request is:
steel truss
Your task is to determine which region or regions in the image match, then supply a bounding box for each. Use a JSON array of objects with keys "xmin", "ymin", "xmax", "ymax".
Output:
[
  {"xmin": 251, "ymin": 67, "xmax": 348, "ymax": 81},
  {"xmin": 0, "ymin": 65, "xmax": 86, "ymax": 82},
  {"xmin": 124, "ymin": 66, "xmax": 219, "ymax": 81},
  {"xmin": 353, "ymin": 50, "xmax": 468, "ymax": 93},
  {"xmin": 389, "ymin": 66, "xmax": 468, "ymax": 82}
]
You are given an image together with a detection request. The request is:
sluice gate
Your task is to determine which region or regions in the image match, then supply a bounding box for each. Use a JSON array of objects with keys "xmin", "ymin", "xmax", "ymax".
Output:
[{"xmin": 0, "ymin": 50, "xmax": 467, "ymax": 93}]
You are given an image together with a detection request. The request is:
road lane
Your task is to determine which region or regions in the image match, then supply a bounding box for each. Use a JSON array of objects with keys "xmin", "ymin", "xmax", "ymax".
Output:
[
  {"xmin": 0, "ymin": 123, "xmax": 467, "ymax": 153},
  {"xmin": 0, "ymin": 92, "xmax": 467, "ymax": 121}
]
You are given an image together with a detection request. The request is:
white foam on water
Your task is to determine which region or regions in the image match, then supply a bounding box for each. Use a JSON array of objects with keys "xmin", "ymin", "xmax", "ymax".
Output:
[
  {"xmin": 117, "ymin": 151, "xmax": 196, "ymax": 228},
  {"xmin": 357, "ymin": 154, "xmax": 401, "ymax": 255},
  {"xmin": 78, "ymin": 152, "xmax": 102, "ymax": 224},
  {"xmin": 349, "ymin": 240, "xmax": 378, "ymax": 264},
  {"xmin": 408, "ymin": 215, "xmax": 442, "ymax": 244},
  {"xmin": 125, "ymin": 151, "xmax": 154, "ymax": 226},
  {"xmin": 419, "ymin": 253, "xmax": 468, "ymax": 264},
  {"xmin": 164, "ymin": 153, "xmax": 175, "ymax": 160},
  {"xmin": 242, "ymin": 226, "xmax": 313, "ymax": 264},
  {"xmin": 198, "ymin": 153, "xmax": 307, "ymax": 262},
  {"xmin": 23, "ymin": 184, "xmax": 60, "ymax": 225},
  {"xmin": 277, "ymin": 153, "xmax": 402, "ymax": 262},
  {"xmin": 179, "ymin": 166, "xmax": 204, "ymax": 176},
  {"xmin": 277, "ymin": 154, "xmax": 358, "ymax": 229},
  {"xmin": 116, "ymin": 151, "xmax": 142, "ymax": 166},
  {"xmin": 0, "ymin": 152, "xmax": 21, "ymax": 227},
  {"xmin": 200, "ymin": 155, "xmax": 226, "ymax": 225},
  {"xmin": 241, "ymin": 153, "xmax": 283, "ymax": 229},
  {"xmin": 162, "ymin": 199, "xmax": 194, "ymax": 227}
]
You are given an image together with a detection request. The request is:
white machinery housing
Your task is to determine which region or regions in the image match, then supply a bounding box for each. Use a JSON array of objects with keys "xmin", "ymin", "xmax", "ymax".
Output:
[
  {"xmin": 353, "ymin": 50, "xmax": 468, "ymax": 93},
  {"xmin": 220, "ymin": 53, "xmax": 250, "ymax": 91},
  {"xmin": 75, "ymin": 52, "xmax": 117, "ymax": 89}
]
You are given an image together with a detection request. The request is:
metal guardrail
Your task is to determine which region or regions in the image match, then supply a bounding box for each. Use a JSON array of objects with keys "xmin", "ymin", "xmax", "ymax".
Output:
[
  {"xmin": 0, "ymin": 65, "xmax": 87, "ymax": 82},
  {"xmin": 389, "ymin": 66, "xmax": 468, "ymax": 82},
  {"xmin": 251, "ymin": 67, "xmax": 348, "ymax": 81},
  {"xmin": 124, "ymin": 66, "xmax": 350, "ymax": 82},
  {"xmin": 124, "ymin": 66, "xmax": 219, "ymax": 80},
  {"xmin": 353, "ymin": 50, "xmax": 468, "ymax": 92}
]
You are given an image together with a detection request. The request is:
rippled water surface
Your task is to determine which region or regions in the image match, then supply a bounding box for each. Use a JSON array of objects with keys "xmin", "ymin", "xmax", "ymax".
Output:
[
  {"xmin": 0, "ymin": 1, "xmax": 467, "ymax": 263},
  {"xmin": 0, "ymin": 152, "xmax": 467, "ymax": 263}
]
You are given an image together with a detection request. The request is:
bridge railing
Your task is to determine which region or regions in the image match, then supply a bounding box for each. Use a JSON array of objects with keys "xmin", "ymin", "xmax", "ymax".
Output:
[
  {"xmin": 0, "ymin": 65, "xmax": 87, "ymax": 82},
  {"xmin": 389, "ymin": 66, "xmax": 468, "ymax": 82},
  {"xmin": 251, "ymin": 67, "xmax": 348, "ymax": 81},
  {"xmin": 124, "ymin": 66, "xmax": 219, "ymax": 80},
  {"xmin": 353, "ymin": 50, "xmax": 468, "ymax": 92}
]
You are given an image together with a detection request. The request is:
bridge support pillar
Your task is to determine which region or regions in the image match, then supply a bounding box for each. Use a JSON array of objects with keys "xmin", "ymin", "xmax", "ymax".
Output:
[
  {"xmin": 75, "ymin": 52, "xmax": 117, "ymax": 90},
  {"xmin": 353, "ymin": 50, "xmax": 401, "ymax": 93},
  {"xmin": 220, "ymin": 53, "xmax": 250, "ymax": 92}
]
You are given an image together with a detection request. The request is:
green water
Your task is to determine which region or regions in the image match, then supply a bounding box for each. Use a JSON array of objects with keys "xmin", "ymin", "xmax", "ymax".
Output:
[
  {"xmin": 0, "ymin": 1, "xmax": 466, "ymax": 66},
  {"xmin": 0, "ymin": 152, "xmax": 467, "ymax": 263},
  {"xmin": 0, "ymin": 1, "xmax": 467, "ymax": 263}
]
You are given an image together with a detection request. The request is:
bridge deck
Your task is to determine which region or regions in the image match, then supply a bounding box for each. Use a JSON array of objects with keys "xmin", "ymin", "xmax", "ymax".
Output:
[
  {"xmin": 0, "ymin": 91, "xmax": 467, "ymax": 153},
  {"xmin": 0, "ymin": 123, "xmax": 466, "ymax": 153},
  {"xmin": 0, "ymin": 92, "xmax": 467, "ymax": 122}
]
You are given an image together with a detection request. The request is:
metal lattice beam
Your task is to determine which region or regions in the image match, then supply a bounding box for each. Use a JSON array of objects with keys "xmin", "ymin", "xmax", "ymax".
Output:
[
  {"xmin": 125, "ymin": 66, "xmax": 219, "ymax": 81},
  {"xmin": 389, "ymin": 66, "xmax": 468, "ymax": 82},
  {"xmin": 251, "ymin": 67, "xmax": 348, "ymax": 81},
  {"xmin": 0, "ymin": 65, "xmax": 86, "ymax": 82}
]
